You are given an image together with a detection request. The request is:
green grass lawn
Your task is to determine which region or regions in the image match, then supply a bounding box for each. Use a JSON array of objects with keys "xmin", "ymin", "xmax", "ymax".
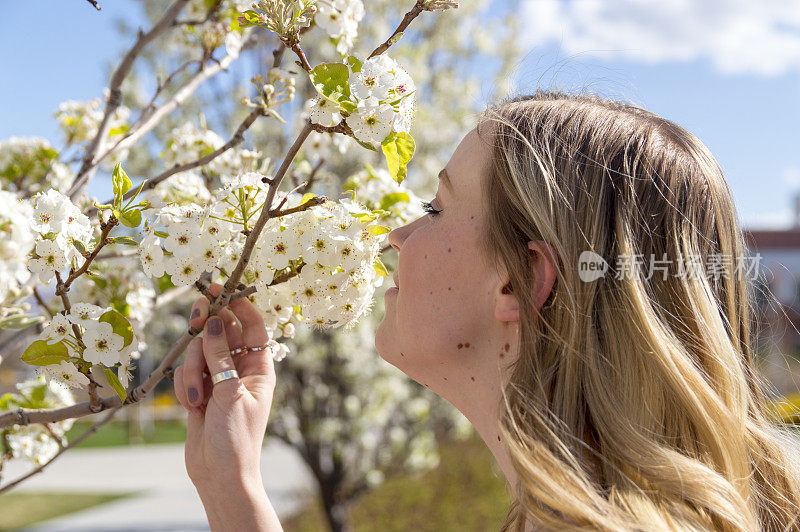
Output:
[
  {"xmin": 64, "ymin": 419, "xmax": 187, "ymax": 448},
  {"xmin": 0, "ymin": 491, "xmax": 137, "ymax": 531},
  {"xmin": 283, "ymin": 435, "xmax": 512, "ymax": 531}
]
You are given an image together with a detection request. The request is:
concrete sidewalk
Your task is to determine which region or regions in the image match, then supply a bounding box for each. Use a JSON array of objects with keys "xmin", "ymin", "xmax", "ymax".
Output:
[{"xmin": 3, "ymin": 438, "xmax": 317, "ymax": 531}]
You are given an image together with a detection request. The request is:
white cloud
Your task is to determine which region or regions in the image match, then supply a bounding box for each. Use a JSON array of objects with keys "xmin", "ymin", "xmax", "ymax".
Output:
[{"xmin": 520, "ymin": 0, "xmax": 800, "ymax": 76}]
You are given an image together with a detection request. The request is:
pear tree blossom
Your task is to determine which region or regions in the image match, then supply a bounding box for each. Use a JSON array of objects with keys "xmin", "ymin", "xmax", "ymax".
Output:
[{"xmin": 0, "ymin": 2, "xmax": 531, "ymax": 528}]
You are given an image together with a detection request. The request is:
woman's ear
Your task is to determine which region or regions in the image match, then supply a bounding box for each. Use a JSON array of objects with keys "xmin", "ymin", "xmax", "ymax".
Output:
[{"xmin": 495, "ymin": 240, "xmax": 558, "ymax": 323}]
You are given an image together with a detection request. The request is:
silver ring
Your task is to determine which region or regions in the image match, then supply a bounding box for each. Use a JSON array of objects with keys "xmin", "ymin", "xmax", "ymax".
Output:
[
  {"xmin": 229, "ymin": 346, "xmax": 247, "ymax": 356},
  {"xmin": 211, "ymin": 369, "xmax": 239, "ymax": 385},
  {"xmin": 246, "ymin": 345, "xmax": 269, "ymax": 353}
]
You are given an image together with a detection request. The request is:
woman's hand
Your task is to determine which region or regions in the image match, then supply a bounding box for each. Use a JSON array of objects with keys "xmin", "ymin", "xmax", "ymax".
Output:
[{"xmin": 173, "ymin": 283, "xmax": 277, "ymax": 489}]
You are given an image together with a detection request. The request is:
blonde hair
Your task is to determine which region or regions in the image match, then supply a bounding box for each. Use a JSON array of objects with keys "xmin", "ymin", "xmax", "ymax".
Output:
[{"xmin": 475, "ymin": 90, "xmax": 800, "ymax": 531}]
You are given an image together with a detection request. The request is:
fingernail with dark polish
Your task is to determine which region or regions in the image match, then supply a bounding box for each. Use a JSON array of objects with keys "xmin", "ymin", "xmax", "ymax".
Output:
[
  {"xmin": 190, "ymin": 308, "xmax": 200, "ymax": 320},
  {"xmin": 209, "ymin": 317, "xmax": 222, "ymax": 336},
  {"xmin": 188, "ymin": 386, "xmax": 199, "ymax": 404}
]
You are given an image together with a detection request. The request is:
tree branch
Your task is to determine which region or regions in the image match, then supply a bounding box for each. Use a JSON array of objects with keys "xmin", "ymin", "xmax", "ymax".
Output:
[
  {"xmin": 220, "ymin": 121, "xmax": 314, "ymax": 299},
  {"xmin": 0, "ymin": 405, "xmax": 120, "ymax": 495},
  {"xmin": 99, "ymin": 53, "xmax": 237, "ymax": 162},
  {"xmin": 85, "ymin": 0, "xmax": 101, "ymax": 10},
  {"xmin": 68, "ymin": 0, "xmax": 190, "ymax": 201}
]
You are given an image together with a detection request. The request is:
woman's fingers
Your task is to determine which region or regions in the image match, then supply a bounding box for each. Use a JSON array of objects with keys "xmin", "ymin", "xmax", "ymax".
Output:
[
  {"xmin": 202, "ymin": 315, "xmax": 241, "ymax": 398},
  {"xmin": 184, "ymin": 338, "xmax": 208, "ymax": 412},
  {"xmin": 228, "ymin": 294, "xmax": 270, "ymax": 348},
  {"xmin": 173, "ymin": 365, "xmax": 187, "ymax": 408},
  {"xmin": 218, "ymin": 307, "xmax": 244, "ymax": 352},
  {"xmin": 189, "ymin": 296, "xmax": 210, "ymax": 329}
]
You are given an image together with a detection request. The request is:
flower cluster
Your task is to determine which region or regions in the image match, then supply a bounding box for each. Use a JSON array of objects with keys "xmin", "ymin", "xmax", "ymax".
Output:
[
  {"xmin": 315, "ymin": 0, "xmax": 365, "ymax": 55},
  {"xmin": 0, "ymin": 375, "xmax": 75, "ymax": 466},
  {"xmin": 0, "ymin": 137, "xmax": 73, "ymax": 193},
  {"xmin": 309, "ymin": 54, "xmax": 416, "ymax": 145},
  {"xmin": 26, "ymin": 190, "xmax": 94, "ymax": 284},
  {"xmin": 137, "ymin": 171, "xmax": 389, "ymax": 344},
  {"xmin": 55, "ymin": 96, "xmax": 131, "ymax": 146},
  {"xmin": 0, "ymin": 190, "xmax": 35, "ymax": 302},
  {"xmin": 239, "ymin": 0, "xmax": 317, "ymax": 39},
  {"xmin": 161, "ymin": 122, "xmax": 262, "ymax": 178}
]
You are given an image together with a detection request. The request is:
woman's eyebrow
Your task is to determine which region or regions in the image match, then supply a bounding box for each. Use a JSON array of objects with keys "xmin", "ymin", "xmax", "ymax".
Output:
[{"xmin": 439, "ymin": 168, "xmax": 455, "ymax": 195}]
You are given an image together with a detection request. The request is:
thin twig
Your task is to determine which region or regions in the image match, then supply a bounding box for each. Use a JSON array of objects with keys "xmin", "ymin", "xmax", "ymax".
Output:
[
  {"xmin": 99, "ymin": 53, "xmax": 237, "ymax": 162},
  {"xmin": 57, "ymin": 215, "xmax": 119, "ymax": 293},
  {"xmin": 369, "ymin": 0, "xmax": 426, "ymax": 58},
  {"xmin": 68, "ymin": 0, "xmax": 190, "ymax": 201},
  {"xmin": 33, "ymin": 287, "xmax": 55, "ymax": 318},
  {"xmin": 85, "ymin": 0, "xmax": 101, "ymax": 10},
  {"xmin": 0, "ymin": 406, "xmax": 120, "ymax": 495}
]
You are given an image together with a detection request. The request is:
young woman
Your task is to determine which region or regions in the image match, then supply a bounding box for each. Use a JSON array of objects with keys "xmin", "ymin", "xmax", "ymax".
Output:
[{"xmin": 173, "ymin": 90, "xmax": 800, "ymax": 531}]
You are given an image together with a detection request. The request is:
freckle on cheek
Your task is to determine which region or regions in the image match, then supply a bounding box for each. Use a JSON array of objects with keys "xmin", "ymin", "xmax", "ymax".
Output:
[
  {"xmin": 504, "ymin": 343, "xmax": 509, "ymax": 352},
  {"xmin": 471, "ymin": 376, "xmax": 475, "ymax": 381},
  {"xmin": 497, "ymin": 435, "xmax": 501, "ymax": 442},
  {"xmin": 443, "ymin": 377, "xmax": 447, "ymax": 381},
  {"xmin": 500, "ymin": 352, "xmax": 505, "ymax": 358},
  {"xmin": 457, "ymin": 343, "xmax": 463, "ymax": 349},
  {"xmin": 465, "ymin": 343, "xmax": 469, "ymax": 348},
  {"xmin": 400, "ymin": 352, "xmax": 405, "ymax": 357},
  {"xmin": 448, "ymin": 248, "xmax": 451, "ymax": 252}
]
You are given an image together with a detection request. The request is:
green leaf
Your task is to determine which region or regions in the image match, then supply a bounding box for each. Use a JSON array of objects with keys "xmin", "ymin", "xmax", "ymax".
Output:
[
  {"xmin": 73, "ymin": 239, "xmax": 87, "ymax": 255},
  {"xmin": 378, "ymin": 192, "xmax": 410, "ymax": 211},
  {"xmin": 153, "ymin": 230, "xmax": 169, "ymax": 238},
  {"xmin": 112, "ymin": 162, "xmax": 132, "ymax": 202},
  {"xmin": 368, "ymin": 225, "xmax": 391, "ymax": 235},
  {"xmin": 91, "ymin": 276, "xmax": 108, "ymax": 289},
  {"xmin": 108, "ymin": 124, "xmax": 130, "ymax": 136},
  {"xmin": 309, "ymin": 63, "xmax": 351, "ymax": 103},
  {"xmin": 110, "ymin": 235, "xmax": 139, "ymax": 246},
  {"xmin": 353, "ymin": 137, "xmax": 378, "ymax": 152},
  {"xmin": 346, "ymin": 55, "xmax": 362, "ymax": 73},
  {"xmin": 380, "ymin": 132, "xmax": 415, "ymax": 185},
  {"xmin": 99, "ymin": 309, "xmax": 133, "ymax": 348},
  {"xmin": 352, "ymin": 211, "xmax": 378, "ymax": 223},
  {"xmin": 103, "ymin": 367, "xmax": 127, "ymax": 403},
  {"xmin": 300, "ymin": 192, "xmax": 318, "ymax": 205},
  {"xmin": 238, "ymin": 9, "xmax": 263, "ymax": 28},
  {"xmin": 118, "ymin": 209, "xmax": 142, "ymax": 228},
  {"xmin": 373, "ymin": 257, "xmax": 389, "ymax": 276},
  {"xmin": 21, "ymin": 340, "xmax": 70, "ymax": 366},
  {"xmin": 339, "ymin": 100, "xmax": 357, "ymax": 115},
  {"xmin": 157, "ymin": 273, "xmax": 176, "ymax": 293},
  {"xmin": 0, "ymin": 392, "xmax": 18, "ymax": 411}
]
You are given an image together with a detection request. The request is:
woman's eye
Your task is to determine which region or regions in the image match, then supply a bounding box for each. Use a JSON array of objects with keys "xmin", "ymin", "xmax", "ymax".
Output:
[{"xmin": 420, "ymin": 200, "xmax": 442, "ymax": 216}]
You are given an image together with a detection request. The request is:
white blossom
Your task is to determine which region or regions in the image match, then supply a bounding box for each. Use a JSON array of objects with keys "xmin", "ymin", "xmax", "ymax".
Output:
[
  {"xmin": 82, "ymin": 321, "xmax": 125, "ymax": 366},
  {"xmin": 43, "ymin": 360, "xmax": 90, "ymax": 389}
]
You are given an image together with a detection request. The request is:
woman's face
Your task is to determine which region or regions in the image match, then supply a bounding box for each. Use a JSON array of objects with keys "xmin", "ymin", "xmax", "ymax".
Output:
[{"xmin": 375, "ymin": 126, "xmax": 520, "ymax": 403}]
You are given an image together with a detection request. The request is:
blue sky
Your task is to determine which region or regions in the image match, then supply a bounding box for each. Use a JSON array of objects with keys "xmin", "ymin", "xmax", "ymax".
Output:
[{"xmin": 2, "ymin": 0, "xmax": 799, "ymax": 229}]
